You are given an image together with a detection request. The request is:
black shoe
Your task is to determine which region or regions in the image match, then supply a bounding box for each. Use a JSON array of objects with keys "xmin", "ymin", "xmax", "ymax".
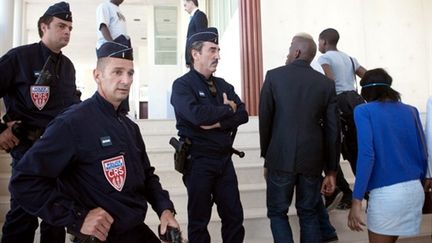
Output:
[
  {"xmin": 322, "ymin": 234, "xmax": 338, "ymax": 242},
  {"xmin": 325, "ymin": 189, "xmax": 343, "ymax": 212}
]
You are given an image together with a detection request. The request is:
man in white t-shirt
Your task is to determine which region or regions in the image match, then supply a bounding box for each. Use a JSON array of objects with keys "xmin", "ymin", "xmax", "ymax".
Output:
[
  {"xmin": 96, "ymin": 0, "xmax": 132, "ymax": 114},
  {"xmin": 318, "ymin": 28, "xmax": 367, "ymax": 211},
  {"xmin": 96, "ymin": 0, "xmax": 128, "ymax": 48}
]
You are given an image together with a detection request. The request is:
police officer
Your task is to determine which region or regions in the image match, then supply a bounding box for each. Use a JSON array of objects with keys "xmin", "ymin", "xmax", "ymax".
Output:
[
  {"xmin": 9, "ymin": 35, "xmax": 180, "ymax": 243},
  {"xmin": 0, "ymin": 2, "xmax": 80, "ymax": 243},
  {"xmin": 171, "ymin": 27, "xmax": 248, "ymax": 243}
]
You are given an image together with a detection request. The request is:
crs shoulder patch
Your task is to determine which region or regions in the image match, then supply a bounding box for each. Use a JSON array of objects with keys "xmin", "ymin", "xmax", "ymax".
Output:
[
  {"xmin": 101, "ymin": 155, "xmax": 127, "ymax": 191},
  {"xmin": 30, "ymin": 85, "xmax": 50, "ymax": 110}
]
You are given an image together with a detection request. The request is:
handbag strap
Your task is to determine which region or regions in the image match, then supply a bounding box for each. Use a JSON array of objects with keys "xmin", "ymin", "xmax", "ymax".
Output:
[{"xmin": 349, "ymin": 57, "xmax": 358, "ymax": 92}]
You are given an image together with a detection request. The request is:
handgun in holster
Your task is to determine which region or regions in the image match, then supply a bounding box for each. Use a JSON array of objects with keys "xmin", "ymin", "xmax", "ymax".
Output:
[
  {"xmin": 0, "ymin": 119, "xmax": 43, "ymax": 141},
  {"xmin": 69, "ymin": 234, "xmax": 102, "ymax": 243},
  {"xmin": 169, "ymin": 137, "xmax": 191, "ymax": 174}
]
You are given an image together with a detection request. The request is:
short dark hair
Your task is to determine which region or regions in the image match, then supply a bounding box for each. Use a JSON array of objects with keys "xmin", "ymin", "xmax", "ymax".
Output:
[
  {"xmin": 360, "ymin": 68, "xmax": 401, "ymax": 102},
  {"xmin": 187, "ymin": 0, "xmax": 199, "ymax": 7},
  {"xmin": 189, "ymin": 41, "xmax": 204, "ymax": 65},
  {"xmin": 37, "ymin": 15, "xmax": 54, "ymax": 38},
  {"xmin": 319, "ymin": 28, "xmax": 339, "ymax": 46}
]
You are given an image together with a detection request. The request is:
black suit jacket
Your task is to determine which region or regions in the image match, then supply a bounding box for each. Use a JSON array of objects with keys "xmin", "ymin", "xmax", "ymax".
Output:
[
  {"xmin": 186, "ymin": 9, "xmax": 208, "ymax": 39},
  {"xmin": 259, "ymin": 60, "xmax": 340, "ymax": 175},
  {"xmin": 185, "ymin": 9, "xmax": 208, "ymax": 65}
]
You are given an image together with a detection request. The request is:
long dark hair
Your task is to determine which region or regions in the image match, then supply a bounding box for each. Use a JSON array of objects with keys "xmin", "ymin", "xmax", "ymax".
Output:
[{"xmin": 360, "ymin": 68, "xmax": 401, "ymax": 102}]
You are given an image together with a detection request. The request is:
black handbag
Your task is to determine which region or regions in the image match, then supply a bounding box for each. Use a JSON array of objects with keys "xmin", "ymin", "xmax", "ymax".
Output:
[{"xmin": 423, "ymin": 191, "xmax": 432, "ymax": 214}]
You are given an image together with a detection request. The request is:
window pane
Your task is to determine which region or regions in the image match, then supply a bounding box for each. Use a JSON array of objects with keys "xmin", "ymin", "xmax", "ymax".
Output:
[{"xmin": 154, "ymin": 6, "xmax": 177, "ymax": 65}]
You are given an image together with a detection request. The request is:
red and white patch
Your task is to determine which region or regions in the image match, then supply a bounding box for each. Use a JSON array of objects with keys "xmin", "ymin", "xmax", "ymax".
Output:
[
  {"xmin": 30, "ymin": 85, "xmax": 50, "ymax": 110},
  {"xmin": 101, "ymin": 155, "xmax": 127, "ymax": 191}
]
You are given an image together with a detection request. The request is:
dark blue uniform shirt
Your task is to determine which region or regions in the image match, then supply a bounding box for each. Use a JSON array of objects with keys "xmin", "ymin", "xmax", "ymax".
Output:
[
  {"xmin": 10, "ymin": 92, "xmax": 174, "ymax": 235},
  {"xmin": 171, "ymin": 69, "xmax": 248, "ymax": 153},
  {"xmin": 0, "ymin": 41, "xmax": 80, "ymax": 157}
]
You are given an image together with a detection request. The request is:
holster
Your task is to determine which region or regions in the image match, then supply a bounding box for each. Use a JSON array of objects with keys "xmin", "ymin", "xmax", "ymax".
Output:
[{"xmin": 169, "ymin": 137, "xmax": 191, "ymax": 174}]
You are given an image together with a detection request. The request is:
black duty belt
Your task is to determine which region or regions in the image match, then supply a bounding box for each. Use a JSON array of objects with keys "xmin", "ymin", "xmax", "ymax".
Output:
[{"xmin": 190, "ymin": 144, "xmax": 232, "ymax": 157}]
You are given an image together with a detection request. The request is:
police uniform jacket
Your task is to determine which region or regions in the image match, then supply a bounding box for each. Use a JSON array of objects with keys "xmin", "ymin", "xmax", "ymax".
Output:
[
  {"xmin": 259, "ymin": 59, "xmax": 340, "ymax": 175},
  {"xmin": 171, "ymin": 69, "xmax": 248, "ymax": 155},
  {"xmin": 0, "ymin": 41, "xmax": 80, "ymax": 157},
  {"xmin": 10, "ymin": 92, "xmax": 174, "ymax": 235}
]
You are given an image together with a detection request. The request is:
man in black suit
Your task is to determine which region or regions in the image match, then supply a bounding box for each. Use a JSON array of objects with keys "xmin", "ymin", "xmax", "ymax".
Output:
[
  {"xmin": 259, "ymin": 33, "xmax": 340, "ymax": 243},
  {"xmin": 183, "ymin": 0, "xmax": 208, "ymax": 66}
]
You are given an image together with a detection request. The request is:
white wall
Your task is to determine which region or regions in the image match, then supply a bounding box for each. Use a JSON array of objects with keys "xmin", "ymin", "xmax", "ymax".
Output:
[
  {"xmin": 261, "ymin": 0, "xmax": 432, "ymax": 111},
  {"xmin": 16, "ymin": 0, "xmax": 432, "ymax": 116},
  {"xmin": 214, "ymin": 9, "xmax": 242, "ymax": 99}
]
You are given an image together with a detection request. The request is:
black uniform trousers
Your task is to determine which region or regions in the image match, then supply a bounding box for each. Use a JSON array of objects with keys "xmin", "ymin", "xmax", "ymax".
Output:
[
  {"xmin": 1, "ymin": 166, "xmax": 65, "ymax": 243},
  {"xmin": 183, "ymin": 153, "xmax": 245, "ymax": 243}
]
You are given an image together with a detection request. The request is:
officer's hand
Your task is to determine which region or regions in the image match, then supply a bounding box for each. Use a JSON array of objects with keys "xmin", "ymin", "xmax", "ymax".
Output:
[
  {"xmin": 223, "ymin": 93, "xmax": 237, "ymax": 113},
  {"xmin": 0, "ymin": 121, "xmax": 20, "ymax": 151},
  {"xmin": 80, "ymin": 207, "xmax": 114, "ymax": 241},
  {"xmin": 159, "ymin": 209, "xmax": 180, "ymax": 236},
  {"xmin": 200, "ymin": 122, "xmax": 221, "ymax": 130}
]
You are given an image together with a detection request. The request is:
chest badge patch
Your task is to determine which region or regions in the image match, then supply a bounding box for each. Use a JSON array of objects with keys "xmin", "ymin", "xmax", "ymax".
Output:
[
  {"xmin": 101, "ymin": 155, "xmax": 127, "ymax": 191},
  {"xmin": 30, "ymin": 85, "xmax": 50, "ymax": 110}
]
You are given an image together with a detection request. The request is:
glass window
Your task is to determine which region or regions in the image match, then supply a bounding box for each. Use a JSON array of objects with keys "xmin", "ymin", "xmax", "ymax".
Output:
[{"xmin": 154, "ymin": 6, "xmax": 177, "ymax": 65}]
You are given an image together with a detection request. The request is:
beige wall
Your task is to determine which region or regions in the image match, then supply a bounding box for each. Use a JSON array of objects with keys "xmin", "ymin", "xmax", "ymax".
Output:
[{"xmin": 261, "ymin": 0, "xmax": 432, "ymax": 111}]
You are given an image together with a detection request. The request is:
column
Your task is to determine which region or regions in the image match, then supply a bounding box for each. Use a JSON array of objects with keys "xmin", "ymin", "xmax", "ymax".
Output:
[
  {"xmin": 239, "ymin": 0, "xmax": 263, "ymax": 116},
  {"xmin": 13, "ymin": 0, "xmax": 23, "ymax": 47},
  {"xmin": 0, "ymin": 0, "xmax": 14, "ymax": 55}
]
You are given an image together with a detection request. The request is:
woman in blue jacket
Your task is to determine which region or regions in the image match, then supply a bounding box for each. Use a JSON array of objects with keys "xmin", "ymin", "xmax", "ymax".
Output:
[{"xmin": 347, "ymin": 68, "xmax": 427, "ymax": 243}]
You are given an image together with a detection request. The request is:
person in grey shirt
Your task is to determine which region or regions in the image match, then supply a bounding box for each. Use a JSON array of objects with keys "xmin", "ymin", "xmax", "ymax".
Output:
[{"xmin": 318, "ymin": 28, "xmax": 367, "ymax": 210}]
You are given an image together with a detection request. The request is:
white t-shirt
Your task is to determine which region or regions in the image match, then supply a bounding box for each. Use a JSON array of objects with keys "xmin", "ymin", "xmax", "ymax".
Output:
[
  {"xmin": 96, "ymin": 1, "xmax": 128, "ymax": 48},
  {"xmin": 318, "ymin": 50, "xmax": 360, "ymax": 94}
]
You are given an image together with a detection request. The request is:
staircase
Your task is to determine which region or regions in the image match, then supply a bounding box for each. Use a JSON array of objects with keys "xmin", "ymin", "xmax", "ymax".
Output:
[
  {"xmin": 0, "ymin": 116, "xmax": 431, "ymax": 242},
  {"xmin": 138, "ymin": 117, "xmax": 270, "ymax": 241}
]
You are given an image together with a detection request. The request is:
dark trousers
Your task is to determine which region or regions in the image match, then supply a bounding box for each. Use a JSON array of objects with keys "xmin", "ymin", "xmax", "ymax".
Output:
[
  {"xmin": 183, "ymin": 154, "xmax": 245, "ymax": 243},
  {"xmin": 336, "ymin": 90, "xmax": 364, "ymax": 175},
  {"xmin": 1, "ymin": 194, "xmax": 65, "ymax": 243},
  {"xmin": 336, "ymin": 165, "xmax": 353, "ymax": 196},
  {"xmin": 266, "ymin": 169, "xmax": 335, "ymax": 243},
  {"xmin": 335, "ymin": 91, "xmax": 364, "ymax": 196}
]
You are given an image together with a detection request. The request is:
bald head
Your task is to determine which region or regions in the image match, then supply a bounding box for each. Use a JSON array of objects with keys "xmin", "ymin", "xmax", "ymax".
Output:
[{"xmin": 286, "ymin": 33, "xmax": 317, "ymax": 65}]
